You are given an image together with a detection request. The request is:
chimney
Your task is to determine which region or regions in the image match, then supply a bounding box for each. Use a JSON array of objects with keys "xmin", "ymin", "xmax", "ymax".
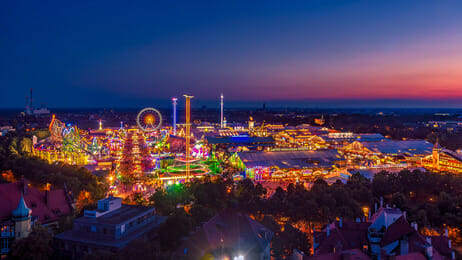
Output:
[
  {"xmin": 368, "ymin": 210, "xmax": 371, "ymax": 221},
  {"xmin": 403, "ymin": 211, "xmax": 406, "ymax": 220},
  {"xmin": 448, "ymin": 239, "xmax": 451, "ymax": 249},
  {"xmin": 380, "ymin": 197, "xmax": 383, "ymax": 208},
  {"xmin": 426, "ymin": 237, "xmax": 433, "ymax": 258},
  {"xmin": 339, "ymin": 218, "xmax": 343, "ymax": 228},
  {"xmin": 400, "ymin": 236, "xmax": 409, "ymax": 255},
  {"xmin": 20, "ymin": 176, "xmax": 29, "ymax": 195},
  {"xmin": 45, "ymin": 190, "xmax": 49, "ymax": 207},
  {"xmin": 374, "ymin": 202, "xmax": 378, "ymax": 212},
  {"xmin": 413, "ymin": 222, "xmax": 418, "ymax": 231},
  {"xmin": 452, "ymin": 251, "xmax": 455, "ymax": 259},
  {"xmin": 326, "ymin": 222, "xmax": 330, "ymax": 237},
  {"xmin": 445, "ymin": 228, "xmax": 449, "ymax": 237}
]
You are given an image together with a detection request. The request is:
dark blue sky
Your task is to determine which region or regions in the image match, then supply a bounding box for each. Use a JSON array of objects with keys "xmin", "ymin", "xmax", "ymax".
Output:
[{"xmin": 1, "ymin": 0, "xmax": 462, "ymax": 108}]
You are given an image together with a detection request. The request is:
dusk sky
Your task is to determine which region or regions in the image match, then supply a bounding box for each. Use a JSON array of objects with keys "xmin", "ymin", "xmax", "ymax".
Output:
[{"xmin": 1, "ymin": 0, "xmax": 462, "ymax": 108}]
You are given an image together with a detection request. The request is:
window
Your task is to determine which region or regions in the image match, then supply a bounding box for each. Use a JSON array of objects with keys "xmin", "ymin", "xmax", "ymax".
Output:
[
  {"xmin": 120, "ymin": 224, "xmax": 125, "ymax": 234},
  {"xmin": 91, "ymin": 226, "xmax": 96, "ymax": 232},
  {"xmin": 1, "ymin": 239, "xmax": 9, "ymax": 250},
  {"xmin": 363, "ymin": 245, "xmax": 368, "ymax": 252}
]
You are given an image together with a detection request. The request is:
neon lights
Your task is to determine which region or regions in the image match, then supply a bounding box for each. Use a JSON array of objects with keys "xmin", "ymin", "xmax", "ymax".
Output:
[{"xmin": 136, "ymin": 107, "xmax": 162, "ymax": 132}]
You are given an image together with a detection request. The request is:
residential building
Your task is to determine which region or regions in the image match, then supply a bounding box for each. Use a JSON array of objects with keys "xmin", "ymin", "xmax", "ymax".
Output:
[
  {"xmin": 53, "ymin": 197, "xmax": 166, "ymax": 259},
  {"xmin": 0, "ymin": 180, "xmax": 73, "ymax": 257},
  {"xmin": 174, "ymin": 209, "xmax": 273, "ymax": 260},
  {"xmin": 311, "ymin": 203, "xmax": 456, "ymax": 259}
]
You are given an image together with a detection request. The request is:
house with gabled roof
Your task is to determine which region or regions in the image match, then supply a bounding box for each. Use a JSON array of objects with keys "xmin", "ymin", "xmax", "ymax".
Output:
[
  {"xmin": 311, "ymin": 202, "xmax": 456, "ymax": 260},
  {"xmin": 174, "ymin": 209, "xmax": 273, "ymax": 260}
]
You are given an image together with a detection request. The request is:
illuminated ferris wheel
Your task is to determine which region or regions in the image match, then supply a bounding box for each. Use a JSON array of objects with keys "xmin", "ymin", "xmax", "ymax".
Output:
[{"xmin": 136, "ymin": 107, "xmax": 162, "ymax": 132}]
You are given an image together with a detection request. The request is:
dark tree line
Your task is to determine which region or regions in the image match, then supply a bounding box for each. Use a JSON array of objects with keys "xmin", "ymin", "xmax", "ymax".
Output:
[
  {"xmin": 371, "ymin": 170, "xmax": 462, "ymax": 235},
  {"xmin": 0, "ymin": 130, "xmax": 107, "ymax": 210}
]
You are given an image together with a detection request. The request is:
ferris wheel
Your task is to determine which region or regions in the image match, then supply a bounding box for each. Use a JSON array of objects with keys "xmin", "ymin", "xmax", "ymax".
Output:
[{"xmin": 136, "ymin": 107, "xmax": 162, "ymax": 132}]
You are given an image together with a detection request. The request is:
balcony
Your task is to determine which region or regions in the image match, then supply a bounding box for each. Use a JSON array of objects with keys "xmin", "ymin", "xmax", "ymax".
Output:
[{"xmin": 1, "ymin": 232, "xmax": 14, "ymax": 238}]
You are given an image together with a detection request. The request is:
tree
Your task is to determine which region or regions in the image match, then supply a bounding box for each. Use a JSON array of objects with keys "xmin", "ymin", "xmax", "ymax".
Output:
[
  {"xmin": 271, "ymin": 224, "xmax": 310, "ymax": 258},
  {"xmin": 158, "ymin": 212, "xmax": 193, "ymax": 251},
  {"xmin": 391, "ymin": 192, "xmax": 408, "ymax": 209},
  {"xmin": 1, "ymin": 170, "xmax": 16, "ymax": 183},
  {"xmin": 130, "ymin": 192, "xmax": 148, "ymax": 206},
  {"xmin": 9, "ymin": 224, "xmax": 53, "ymax": 260},
  {"xmin": 190, "ymin": 204, "xmax": 216, "ymax": 226},
  {"xmin": 19, "ymin": 138, "xmax": 32, "ymax": 155},
  {"xmin": 234, "ymin": 178, "xmax": 266, "ymax": 213}
]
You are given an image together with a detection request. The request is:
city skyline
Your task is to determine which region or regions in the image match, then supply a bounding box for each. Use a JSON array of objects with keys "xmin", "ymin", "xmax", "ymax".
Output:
[{"xmin": 2, "ymin": 1, "xmax": 462, "ymax": 108}]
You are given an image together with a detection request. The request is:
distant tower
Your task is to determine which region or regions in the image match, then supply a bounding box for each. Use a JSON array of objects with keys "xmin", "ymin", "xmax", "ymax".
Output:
[
  {"xmin": 172, "ymin": 97, "xmax": 178, "ymax": 135},
  {"xmin": 99, "ymin": 120, "xmax": 102, "ymax": 130},
  {"xmin": 12, "ymin": 194, "xmax": 32, "ymax": 239},
  {"xmin": 433, "ymin": 140, "xmax": 441, "ymax": 170},
  {"xmin": 184, "ymin": 95, "xmax": 194, "ymax": 182},
  {"xmin": 249, "ymin": 116, "xmax": 255, "ymax": 130},
  {"xmin": 24, "ymin": 88, "xmax": 34, "ymax": 115},
  {"xmin": 220, "ymin": 93, "xmax": 224, "ymax": 128}
]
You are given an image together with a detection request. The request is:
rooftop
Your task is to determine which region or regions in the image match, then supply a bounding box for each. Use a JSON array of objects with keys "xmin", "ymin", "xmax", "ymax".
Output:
[
  {"xmin": 238, "ymin": 149, "xmax": 343, "ymax": 169},
  {"xmin": 77, "ymin": 204, "xmax": 154, "ymax": 225},
  {"xmin": 54, "ymin": 212, "xmax": 166, "ymax": 249},
  {"xmin": 206, "ymin": 135, "xmax": 275, "ymax": 145},
  {"xmin": 362, "ymin": 140, "xmax": 433, "ymax": 156},
  {"xmin": 0, "ymin": 181, "xmax": 72, "ymax": 224},
  {"xmin": 175, "ymin": 209, "xmax": 273, "ymax": 259}
]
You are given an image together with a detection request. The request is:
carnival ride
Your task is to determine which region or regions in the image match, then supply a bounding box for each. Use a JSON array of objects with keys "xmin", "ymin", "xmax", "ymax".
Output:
[
  {"xmin": 34, "ymin": 115, "xmax": 118, "ymax": 165},
  {"xmin": 137, "ymin": 107, "xmax": 162, "ymax": 132},
  {"xmin": 49, "ymin": 116, "xmax": 103, "ymax": 156},
  {"xmin": 38, "ymin": 103, "xmax": 224, "ymax": 195}
]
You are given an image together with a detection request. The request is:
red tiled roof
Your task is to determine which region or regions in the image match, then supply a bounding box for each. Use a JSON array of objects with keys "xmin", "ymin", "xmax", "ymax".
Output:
[
  {"xmin": 407, "ymin": 231, "xmax": 428, "ymax": 254},
  {"xmin": 0, "ymin": 182, "xmax": 72, "ymax": 224},
  {"xmin": 381, "ymin": 216, "xmax": 415, "ymax": 246},
  {"xmin": 308, "ymin": 249, "xmax": 371, "ymax": 260},
  {"xmin": 315, "ymin": 221, "xmax": 371, "ymax": 255},
  {"xmin": 46, "ymin": 189, "xmax": 73, "ymax": 217},
  {"xmin": 395, "ymin": 252, "xmax": 427, "ymax": 260},
  {"xmin": 431, "ymin": 236, "xmax": 454, "ymax": 258}
]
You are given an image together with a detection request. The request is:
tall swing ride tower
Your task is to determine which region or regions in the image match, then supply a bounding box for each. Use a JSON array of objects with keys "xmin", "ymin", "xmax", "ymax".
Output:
[
  {"xmin": 172, "ymin": 97, "xmax": 178, "ymax": 135},
  {"xmin": 183, "ymin": 95, "xmax": 194, "ymax": 182},
  {"xmin": 220, "ymin": 93, "xmax": 224, "ymax": 128}
]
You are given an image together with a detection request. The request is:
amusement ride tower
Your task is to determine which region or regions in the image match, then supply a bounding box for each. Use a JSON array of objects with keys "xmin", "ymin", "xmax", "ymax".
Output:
[
  {"xmin": 184, "ymin": 95, "xmax": 194, "ymax": 182},
  {"xmin": 172, "ymin": 97, "xmax": 178, "ymax": 135},
  {"xmin": 220, "ymin": 93, "xmax": 224, "ymax": 128}
]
